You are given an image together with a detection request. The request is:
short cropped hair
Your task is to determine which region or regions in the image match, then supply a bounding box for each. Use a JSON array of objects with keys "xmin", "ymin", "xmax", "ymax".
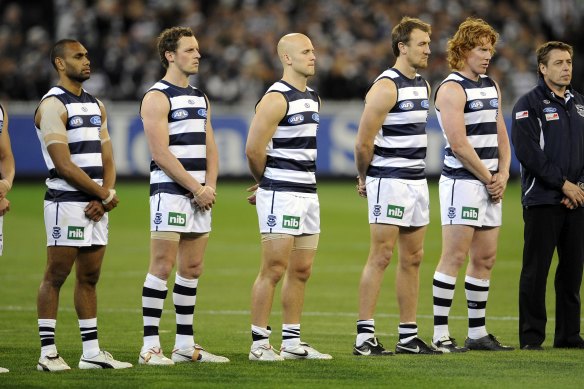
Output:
[
  {"xmin": 536, "ymin": 41, "xmax": 573, "ymax": 78},
  {"xmin": 391, "ymin": 17, "xmax": 431, "ymax": 58},
  {"xmin": 50, "ymin": 39, "xmax": 80, "ymax": 71},
  {"xmin": 157, "ymin": 27, "xmax": 195, "ymax": 69},
  {"xmin": 446, "ymin": 17, "xmax": 499, "ymax": 71}
]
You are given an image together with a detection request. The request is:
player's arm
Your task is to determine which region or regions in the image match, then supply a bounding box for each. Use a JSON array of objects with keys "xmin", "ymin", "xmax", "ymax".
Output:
[
  {"xmin": 245, "ymin": 92, "xmax": 287, "ymax": 184},
  {"xmin": 486, "ymin": 81, "xmax": 510, "ymax": 202},
  {"xmin": 0, "ymin": 105, "xmax": 15, "ymax": 201},
  {"xmin": 35, "ymin": 97, "xmax": 111, "ymax": 202},
  {"xmin": 141, "ymin": 90, "xmax": 214, "ymax": 209},
  {"xmin": 96, "ymin": 99, "xmax": 118, "ymax": 212},
  {"xmin": 354, "ymin": 79, "xmax": 396, "ymax": 197},
  {"xmin": 203, "ymin": 95, "xmax": 218, "ymax": 197},
  {"xmin": 436, "ymin": 81, "xmax": 492, "ymax": 184}
]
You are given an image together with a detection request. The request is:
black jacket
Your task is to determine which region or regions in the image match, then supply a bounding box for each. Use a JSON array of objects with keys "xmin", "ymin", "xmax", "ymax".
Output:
[{"xmin": 511, "ymin": 78, "xmax": 584, "ymax": 207}]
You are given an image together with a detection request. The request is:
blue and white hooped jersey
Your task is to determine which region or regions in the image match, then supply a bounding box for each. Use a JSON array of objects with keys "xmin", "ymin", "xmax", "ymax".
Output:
[
  {"xmin": 260, "ymin": 80, "xmax": 319, "ymax": 195},
  {"xmin": 436, "ymin": 72, "xmax": 499, "ymax": 180},
  {"xmin": 368, "ymin": 68, "xmax": 429, "ymax": 180},
  {"xmin": 35, "ymin": 87, "xmax": 104, "ymax": 202},
  {"xmin": 144, "ymin": 80, "xmax": 208, "ymax": 196}
]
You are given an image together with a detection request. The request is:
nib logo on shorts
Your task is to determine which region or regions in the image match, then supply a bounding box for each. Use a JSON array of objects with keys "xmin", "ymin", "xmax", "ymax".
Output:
[
  {"xmin": 67, "ymin": 226, "xmax": 85, "ymax": 240},
  {"xmin": 168, "ymin": 212, "xmax": 187, "ymax": 226},
  {"xmin": 386, "ymin": 204, "xmax": 405, "ymax": 219},
  {"xmin": 282, "ymin": 215, "xmax": 300, "ymax": 230},
  {"xmin": 461, "ymin": 207, "xmax": 479, "ymax": 221}
]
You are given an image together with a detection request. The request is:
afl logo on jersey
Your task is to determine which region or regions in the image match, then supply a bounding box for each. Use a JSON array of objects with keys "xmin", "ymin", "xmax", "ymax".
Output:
[
  {"xmin": 312, "ymin": 113, "xmax": 320, "ymax": 123},
  {"xmin": 469, "ymin": 100, "xmax": 483, "ymax": 110},
  {"xmin": 288, "ymin": 114, "xmax": 304, "ymax": 124},
  {"xmin": 543, "ymin": 107, "xmax": 557, "ymax": 113},
  {"xmin": 90, "ymin": 116, "xmax": 101, "ymax": 126},
  {"xmin": 399, "ymin": 101, "xmax": 414, "ymax": 111},
  {"xmin": 69, "ymin": 116, "xmax": 84, "ymax": 127},
  {"xmin": 198, "ymin": 108, "xmax": 207, "ymax": 118},
  {"xmin": 171, "ymin": 109, "xmax": 189, "ymax": 120},
  {"xmin": 489, "ymin": 99, "xmax": 498, "ymax": 108},
  {"xmin": 421, "ymin": 100, "xmax": 429, "ymax": 109}
]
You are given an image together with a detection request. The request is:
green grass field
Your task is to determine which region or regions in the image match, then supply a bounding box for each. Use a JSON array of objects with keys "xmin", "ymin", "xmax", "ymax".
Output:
[{"xmin": 0, "ymin": 180, "xmax": 583, "ymax": 388}]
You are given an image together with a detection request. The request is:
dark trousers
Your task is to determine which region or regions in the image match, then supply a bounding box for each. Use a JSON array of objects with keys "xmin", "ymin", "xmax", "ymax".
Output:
[{"xmin": 519, "ymin": 205, "xmax": 584, "ymax": 347}]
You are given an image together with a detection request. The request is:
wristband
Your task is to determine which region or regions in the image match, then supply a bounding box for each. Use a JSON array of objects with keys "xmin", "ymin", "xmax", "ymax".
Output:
[
  {"xmin": 578, "ymin": 182, "xmax": 584, "ymax": 191},
  {"xmin": 194, "ymin": 186, "xmax": 206, "ymax": 197},
  {"xmin": 102, "ymin": 189, "xmax": 116, "ymax": 205}
]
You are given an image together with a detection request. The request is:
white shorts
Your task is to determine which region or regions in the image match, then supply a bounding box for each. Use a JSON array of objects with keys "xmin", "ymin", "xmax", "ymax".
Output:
[
  {"xmin": 44, "ymin": 201, "xmax": 109, "ymax": 247},
  {"xmin": 366, "ymin": 177, "xmax": 429, "ymax": 227},
  {"xmin": 150, "ymin": 193, "xmax": 211, "ymax": 233},
  {"xmin": 256, "ymin": 189, "xmax": 320, "ymax": 235},
  {"xmin": 439, "ymin": 176, "xmax": 502, "ymax": 227}
]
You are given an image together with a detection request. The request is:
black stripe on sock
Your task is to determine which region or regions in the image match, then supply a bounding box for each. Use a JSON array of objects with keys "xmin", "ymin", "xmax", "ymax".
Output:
[
  {"xmin": 464, "ymin": 282, "xmax": 489, "ymax": 292},
  {"xmin": 173, "ymin": 283, "xmax": 197, "ymax": 296},
  {"xmin": 174, "ymin": 304, "xmax": 195, "ymax": 315},
  {"xmin": 142, "ymin": 287, "xmax": 168, "ymax": 299},
  {"xmin": 433, "ymin": 279, "xmax": 456, "ymax": 290}
]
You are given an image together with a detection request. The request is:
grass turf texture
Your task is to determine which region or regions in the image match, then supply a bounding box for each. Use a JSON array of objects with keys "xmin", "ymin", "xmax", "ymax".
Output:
[{"xmin": 0, "ymin": 180, "xmax": 583, "ymax": 388}]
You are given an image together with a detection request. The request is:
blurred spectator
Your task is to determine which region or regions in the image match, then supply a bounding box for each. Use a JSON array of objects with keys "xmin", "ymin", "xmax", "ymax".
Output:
[{"xmin": 0, "ymin": 0, "xmax": 582, "ymax": 106}]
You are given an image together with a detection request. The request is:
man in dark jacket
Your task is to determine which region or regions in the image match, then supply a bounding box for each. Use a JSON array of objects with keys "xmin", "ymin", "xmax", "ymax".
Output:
[{"xmin": 512, "ymin": 41, "xmax": 584, "ymax": 350}]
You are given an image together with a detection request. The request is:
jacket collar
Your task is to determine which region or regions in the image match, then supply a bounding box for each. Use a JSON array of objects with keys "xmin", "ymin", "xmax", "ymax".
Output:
[{"xmin": 538, "ymin": 77, "xmax": 573, "ymax": 103}]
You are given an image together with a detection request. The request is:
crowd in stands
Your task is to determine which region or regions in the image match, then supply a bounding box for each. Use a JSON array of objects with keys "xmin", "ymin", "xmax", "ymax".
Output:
[{"xmin": 1, "ymin": 0, "xmax": 582, "ymax": 106}]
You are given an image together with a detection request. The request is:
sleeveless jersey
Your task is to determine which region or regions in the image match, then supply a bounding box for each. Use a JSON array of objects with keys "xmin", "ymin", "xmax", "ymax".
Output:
[
  {"xmin": 260, "ymin": 80, "xmax": 319, "ymax": 195},
  {"xmin": 144, "ymin": 80, "xmax": 208, "ymax": 196},
  {"xmin": 35, "ymin": 87, "xmax": 103, "ymax": 202},
  {"xmin": 436, "ymin": 72, "xmax": 499, "ymax": 180},
  {"xmin": 367, "ymin": 68, "xmax": 429, "ymax": 180}
]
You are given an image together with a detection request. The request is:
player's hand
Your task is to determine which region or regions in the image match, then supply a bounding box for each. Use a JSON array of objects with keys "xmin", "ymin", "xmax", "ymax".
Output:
[
  {"xmin": 247, "ymin": 183, "xmax": 259, "ymax": 205},
  {"xmin": 103, "ymin": 193, "xmax": 119, "ymax": 212},
  {"xmin": 0, "ymin": 197, "xmax": 10, "ymax": 216},
  {"xmin": 356, "ymin": 176, "xmax": 367, "ymax": 198},
  {"xmin": 487, "ymin": 172, "xmax": 508, "ymax": 203},
  {"xmin": 192, "ymin": 186, "xmax": 216, "ymax": 211},
  {"xmin": 84, "ymin": 200, "xmax": 105, "ymax": 221}
]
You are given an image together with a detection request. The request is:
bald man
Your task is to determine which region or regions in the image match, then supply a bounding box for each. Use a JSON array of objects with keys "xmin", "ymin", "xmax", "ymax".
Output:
[{"xmin": 245, "ymin": 34, "xmax": 332, "ymax": 361}]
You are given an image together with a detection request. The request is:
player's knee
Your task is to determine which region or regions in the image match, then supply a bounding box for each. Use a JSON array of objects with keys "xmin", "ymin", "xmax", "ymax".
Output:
[
  {"xmin": 401, "ymin": 248, "xmax": 424, "ymax": 269},
  {"xmin": 261, "ymin": 261, "xmax": 287, "ymax": 285},
  {"xmin": 369, "ymin": 247, "xmax": 393, "ymax": 270},
  {"xmin": 291, "ymin": 263, "xmax": 313, "ymax": 283},
  {"xmin": 181, "ymin": 262, "xmax": 204, "ymax": 279},
  {"xmin": 473, "ymin": 254, "xmax": 496, "ymax": 271},
  {"xmin": 78, "ymin": 269, "xmax": 101, "ymax": 287},
  {"xmin": 44, "ymin": 267, "xmax": 72, "ymax": 289}
]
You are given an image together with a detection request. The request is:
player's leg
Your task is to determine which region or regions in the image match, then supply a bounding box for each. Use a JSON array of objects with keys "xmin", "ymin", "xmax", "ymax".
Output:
[
  {"xmin": 279, "ymin": 234, "xmax": 330, "ymax": 360},
  {"xmin": 354, "ymin": 223, "xmax": 398, "ymax": 356},
  {"xmin": 464, "ymin": 226, "xmax": 513, "ymax": 351},
  {"xmin": 249, "ymin": 233, "xmax": 293, "ymax": 361},
  {"xmin": 170, "ymin": 232, "xmax": 228, "ymax": 363},
  {"xmin": 432, "ymin": 224, "xmax": 473, "ymax": 340},
  {"xmin": 36, "ymin": 246, "xmax": 77, "ymax": 371},
  {"xmin": 139, "ymin": 235, "xmax": 179, "ymax": 365},
  {"xmin": 75, "ymin": 242, "xmax": 132, "ymax": 369},
  {"xmin": 394, "ymin": 225, "xmax": 440, "ymax": 354}
]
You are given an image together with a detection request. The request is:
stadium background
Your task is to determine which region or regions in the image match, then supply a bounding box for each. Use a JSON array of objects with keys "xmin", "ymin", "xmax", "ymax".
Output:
[
  {"xmin": 2, "ymin": 0, "xmax": 584, "ymax": 179},
  {"xmin": 1, "ymin": 1, "xmax": 584, "ymax": 387}
]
